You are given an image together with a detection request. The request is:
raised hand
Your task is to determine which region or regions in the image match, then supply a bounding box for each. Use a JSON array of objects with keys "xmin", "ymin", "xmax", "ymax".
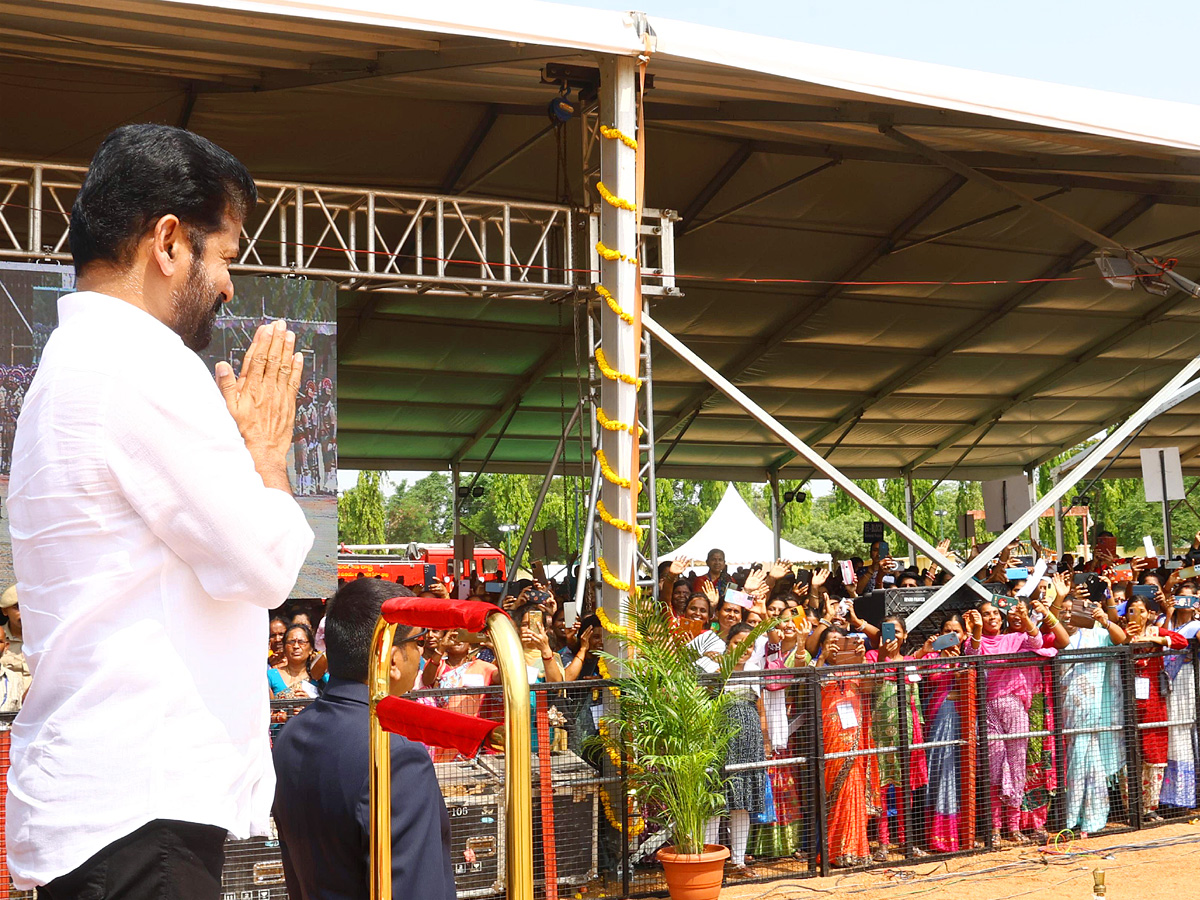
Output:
[
  {"xmin": 964, "ymin": 608, "xmax": 983, "ymax": 638},
  {"xmin": 811, "ymin": 568, "xmax": 829, "ymax": 589},
  {"xmin": 669, "ymin": 557, "xmax": 689, "ymax": 577},
  {"xmin": 745, "ymin": 567, "xmax": 768, "ymax": 593},
  {"xmin": 702, "ymin": 580, "xmax": 719, "ymax": 606},
  {"xmin": 769, "ymin": 559, "xmax": 791, "ymax": 580},
  {"xmin": 1050, "ymin": 573, "xmax": 1070, "ymax": 605}
]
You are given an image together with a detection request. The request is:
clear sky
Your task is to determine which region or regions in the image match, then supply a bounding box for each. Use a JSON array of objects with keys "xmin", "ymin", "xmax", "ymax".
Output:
[
  {"xmin": 338, "ymin": 0, "xmax": 1196, "ymax": 496},
  {"xmin": 571, "ymin": 0, "xmax": 1199, "ymax": 105}
]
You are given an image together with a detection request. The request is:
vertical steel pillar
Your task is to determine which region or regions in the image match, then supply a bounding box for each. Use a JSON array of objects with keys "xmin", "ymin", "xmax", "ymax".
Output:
[
  {"xmin": 597, "ymin": 55, "xmax": 640, "ymax": 646},
  {"xmin": 1160, "ymin": 449, "xmax": 1174, "ymax": 556},
  {"xmin": 769, "ymin": 470, "xmax": 782, "ymax": 560},
  {"xmin": 1026, "ymin": 467, "xmax": 1041, "ymax": 547},
  {"xmin": 904, "ymin": 473, "xmax": 917, "ymax": 566},
  {"xmin": 451, "ymin": 465, "xmax": 462, "ymax": 582},
  {"xmin": 28, "ymin": 165, "xmax": 42, "ymax": 255},
  {"xmin": 1052, "ymin": 471, "xmax": 1065, "ymax": 558}
]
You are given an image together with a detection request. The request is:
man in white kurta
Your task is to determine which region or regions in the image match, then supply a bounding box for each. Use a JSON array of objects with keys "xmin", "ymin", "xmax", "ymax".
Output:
[{"xmin": 5, "ymin": 123, "xmax": 314, "ymax": 897}]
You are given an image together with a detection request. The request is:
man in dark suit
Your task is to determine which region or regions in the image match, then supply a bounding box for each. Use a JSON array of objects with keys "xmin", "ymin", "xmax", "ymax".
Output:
[{"xmin": 272, "ymin": 579, "xmax": 456, "ymax": 899}]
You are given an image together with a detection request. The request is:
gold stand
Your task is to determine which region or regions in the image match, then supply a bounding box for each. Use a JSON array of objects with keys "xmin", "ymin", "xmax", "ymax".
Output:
[{"xmin": 369, "ymin": 610, "xmax": 532, "ymax": 900}]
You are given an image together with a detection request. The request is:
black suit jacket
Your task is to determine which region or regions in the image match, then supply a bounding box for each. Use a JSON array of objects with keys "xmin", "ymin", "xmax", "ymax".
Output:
[{"xmin": 272, "ymin": 678, "xmax": 457, "ymax": 900}]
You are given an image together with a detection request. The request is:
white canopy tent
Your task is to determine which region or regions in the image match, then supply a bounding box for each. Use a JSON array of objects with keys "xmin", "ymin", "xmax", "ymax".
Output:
[{"xmin": 661, "ymin": 483, "xmax": 831, "ymax": 568}]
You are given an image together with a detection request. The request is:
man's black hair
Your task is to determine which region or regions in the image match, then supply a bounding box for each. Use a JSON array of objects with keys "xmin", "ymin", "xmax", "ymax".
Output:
[
  {"xmin": 324, "ymin": 579, "xmax": 416, "ymax": 683},
  {"xmin": 69, "ymin": 124, "xmax": 257, "ymax": 274}
]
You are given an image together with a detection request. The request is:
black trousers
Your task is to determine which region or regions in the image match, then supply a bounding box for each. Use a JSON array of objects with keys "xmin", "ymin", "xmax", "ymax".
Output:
[{"xmin": 38, "ymin": 820, "xmax": 226, "ymax": 900}]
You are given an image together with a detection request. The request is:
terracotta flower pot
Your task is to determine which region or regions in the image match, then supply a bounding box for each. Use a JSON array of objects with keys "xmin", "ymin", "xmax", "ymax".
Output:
[{"xmin": 656, "ymin": 844, "xmax": 730, "ymax": 900}]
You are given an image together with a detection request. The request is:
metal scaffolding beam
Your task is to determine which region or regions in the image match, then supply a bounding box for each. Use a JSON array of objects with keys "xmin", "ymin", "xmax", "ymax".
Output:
[
  {"xmin": 641, "ymin": 311, "xmax": 990, "ymax": 602},
  {"xmin": 906, "ymin": 350, "xmax": 1200, "ymax": 629},
  {"xmin": 0, "ymin": 157, "xmax": 676, "ymax": 300}
]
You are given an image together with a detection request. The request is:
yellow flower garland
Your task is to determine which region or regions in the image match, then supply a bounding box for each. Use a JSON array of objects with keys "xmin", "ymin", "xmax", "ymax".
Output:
[
  {"xmin": 596, "ymin": 405, "xmax": 642, "ymax": 437},
  {"xmin": 595, "ymin": 284, "xmax": 634, "ymax": 325},
  {"xmin": 600, "ymin": 786, "xmax": 645, "ymax": 836},
  {"xmin": 596, "ymin": 448, "xmax": 632, "ymax": 489},
  {"xmin": 594, "ymin": 348, "xmax": 642, "ymax": 389},
  {"xmin": 597, "ymin": 556, "xmax": 631, "ymax": 592},
  {"xmin": 597, "ymin": 498, "xmax": 643, "ymax": 539},
  {"xmin": 596, "ymin": 180, "xmax": 637, "ymax": 213},
  {"xmin": 599, "ymin": 124, "xmax": 638, "ymax": 151},
  {"xmin": 595, "ymin": 240, "xmax": 638, "ymax": 266}
]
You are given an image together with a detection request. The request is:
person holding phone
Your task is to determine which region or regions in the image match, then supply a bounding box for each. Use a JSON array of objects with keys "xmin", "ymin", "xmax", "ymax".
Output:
[
  {"xmin": 1006, "ymin": 597, "xmax": 1066, "ymax": 842},
  {"xmin": 1125, "ymin": 597, "xmax": 1187, "ymax": 820},
  {"xmin": 684, "ymin": 592, "xmax": 712, "ymax": 625},
  {"xmin": 562, "ymin": 615, "xmax": 604, "ymax": 681},
  {"xmin": 814, "ymin": 629, "xmax": 877, "ymax": 868},
  {"xmin": 1161, "ymin": 585, "xmax": 1200, "ymax": 811},
  {"xmin": 749, "ymin": 600, "xmax": 805, "ymax": 862},
  {"xmin": 514, "ymin": 603, "xmax": 564, "ymax": 684},
  {"xmin": 868, "ymin": 617, "xmax": 929, "ymax": 858},
  {"xmin": 921, "ymin": 615, "xmax": 979, "ymax": 853},
  {"xmin": 963, "ymin": 601, "xmax": 1055, "ymax": 845},
  {"xmin": 703, "ymin": 624, "xmax": 769, "ymax": 879},
  {"xmin": 418, "ymin": 629, "xmax": 501, "ymax": 762},
  {"xmin": 1056, "ymin": 587, "xmax": 1126, "ymax": 837}
]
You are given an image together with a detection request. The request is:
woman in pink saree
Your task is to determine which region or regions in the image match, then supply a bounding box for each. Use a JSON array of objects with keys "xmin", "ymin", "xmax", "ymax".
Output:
[{"xmin": 963, "ymin": 600, "xmax": 1057, "ymax": 844}]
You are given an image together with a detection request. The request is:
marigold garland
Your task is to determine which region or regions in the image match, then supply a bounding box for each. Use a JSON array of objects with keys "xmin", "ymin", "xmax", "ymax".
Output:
[
  {"xmin": 599, "ymin": 124, "xmax": 638, "ymax": 151},
  {"xmin": 594, "ymin": 347, "xmax": 642, "ymax": 389},
  {"xmin": 597, "ymin": 499, "xmax": 643, "ymax": 539},
  {"xmin": 595, "ymin": 284, "xmax": 634, "ymax": 325},
  {"xmin": 595, "ymin": 607, "xmax": 634, "ymax": 641},
  {"xmin": 600, "ymin": 786, "xmax": 645, "ymax": 836},
  {"xmin": 596, "ymin": 448, "xmax": 632, "ymax": 489},
  {"xmin": 596, "ymin": 180, "xmax": 637, "ymax": 213},
  {"xmin": 596, "ymin": 405, "xmax": 642, "ymax": 437},
  {"xmin": 595, "ymin": 240, "xmax": 638, "ymax": 266},
  {"xmin": 597, "ymin": 556, "xmax": 631, "ymax": 592}
]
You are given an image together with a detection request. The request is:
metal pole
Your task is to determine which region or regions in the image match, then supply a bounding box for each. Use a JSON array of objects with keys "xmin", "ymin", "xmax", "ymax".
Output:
[
  {"xmin": 29, "ymin": 165, "xmax": 42, "ymax": 254},
  {"xmin": 451, "ymin": 464, "xmax": 462, "ymax": 583},
  {"xmin": 1052, "ymin": 471, "xmax": 1065, "ymax": 558},
  {"xmin": 905, "ymin": 352, "xmax": 1200, "ymax": 629},
  {"xmin": 1160, "ymin": 449, "xmax": 1174, "ymax": 556},
  {"xmin": 501, "ymin": 402, "xmax": 582, "ymax": 602},
  {"xmin": 597, "ymin": 55, "xmax": 640, "ymax": 648},
  {"xmin": 572, "ymin": 458, "xmax": 603, "ymax": 627},
  {"xmin": 1027, "ymin": 467, "xmax": 1041, "ymax": 547},
  {"xmin": 895, "ymin": 667, "xmax": 913, "ymax": 858},
  {"xmin": 904, "ymin": 473, "xmax": 917, "ymax": 566},
  {"xmin": 769, "ymin": 470, "xmax": 782, "ymax": 560},
  {"xmin": 641, "ymin": 312, "xmax": 987, "ymax": 599},
  {"xmin": 813, "ymin": 674, "xmax": 830, "ymax": 878}
]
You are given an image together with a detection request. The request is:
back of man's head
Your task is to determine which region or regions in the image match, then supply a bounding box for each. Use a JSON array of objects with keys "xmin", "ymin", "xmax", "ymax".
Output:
[
  {"xmin": 69, "ymin": 124, "xmax": 257, "ymax": 275},
  {"xmin": 324, "ymin": 579, "xmax": 416, "ymax": 683}
]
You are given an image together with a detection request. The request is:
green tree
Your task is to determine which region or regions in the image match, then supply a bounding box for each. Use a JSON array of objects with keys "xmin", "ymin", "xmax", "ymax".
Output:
[
  {"xmin": 338, "ymin": 470, "xmax": 387, "ymax": 546},
  {"xmin": 786, "ymin": 512, "xmax": 867, "ymax": 560}
]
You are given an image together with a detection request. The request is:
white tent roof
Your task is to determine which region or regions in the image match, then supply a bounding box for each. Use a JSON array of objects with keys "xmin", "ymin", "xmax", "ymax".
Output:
[{"xmin": 661, "ymin": 484, "xmax": 831, "ymax": 567}]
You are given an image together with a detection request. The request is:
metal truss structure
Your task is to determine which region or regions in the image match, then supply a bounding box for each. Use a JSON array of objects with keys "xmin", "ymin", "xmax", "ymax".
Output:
[{"xmin": 0, "ymin": 157, "xmax": 678, "ymax": 300}]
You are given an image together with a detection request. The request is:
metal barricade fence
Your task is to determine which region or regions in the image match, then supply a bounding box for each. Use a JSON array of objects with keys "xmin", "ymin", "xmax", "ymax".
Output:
[{"xmin": 0, "ymin": 646, "xmax": 1196, "ymax": 897}]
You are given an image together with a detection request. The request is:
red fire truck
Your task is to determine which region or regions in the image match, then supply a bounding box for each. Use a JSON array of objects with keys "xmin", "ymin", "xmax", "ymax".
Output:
[{"xmin": 337, "ymin": 543, "xmax": 506, "ymax": 587}]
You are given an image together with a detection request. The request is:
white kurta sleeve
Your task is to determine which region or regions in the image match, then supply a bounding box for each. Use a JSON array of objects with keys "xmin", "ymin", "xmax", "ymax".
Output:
[{"xmin": 104, "ymin": 362, "xmax": 314, "ymax": 608}]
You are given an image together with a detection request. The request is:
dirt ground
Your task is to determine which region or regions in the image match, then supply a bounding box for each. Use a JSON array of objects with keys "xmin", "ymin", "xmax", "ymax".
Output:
[{"xmin": 719, "ymin": 821, "xmax": 1200, "ymax": 900}]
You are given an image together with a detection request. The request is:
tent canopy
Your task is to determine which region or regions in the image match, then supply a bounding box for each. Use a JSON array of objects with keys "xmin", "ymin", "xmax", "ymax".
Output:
[
  {"xmin": 4, "ymin": 1, "xmax": 1200, "ymax": 481},
  {"xmin": 661, "ymin": 484, "xmax": 831, "ymax": 567}
]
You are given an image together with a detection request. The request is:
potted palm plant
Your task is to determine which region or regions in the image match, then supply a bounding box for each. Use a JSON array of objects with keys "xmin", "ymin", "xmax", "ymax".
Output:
[{"xmin": 591, "ymin": 590, "xmax": 775, "ymax": 900}]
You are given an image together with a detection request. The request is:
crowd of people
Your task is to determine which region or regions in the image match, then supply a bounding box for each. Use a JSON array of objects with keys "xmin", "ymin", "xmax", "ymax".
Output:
[{"xmin": 271, "ymin": 532, "xmax": 1200, "ymax": 876}]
